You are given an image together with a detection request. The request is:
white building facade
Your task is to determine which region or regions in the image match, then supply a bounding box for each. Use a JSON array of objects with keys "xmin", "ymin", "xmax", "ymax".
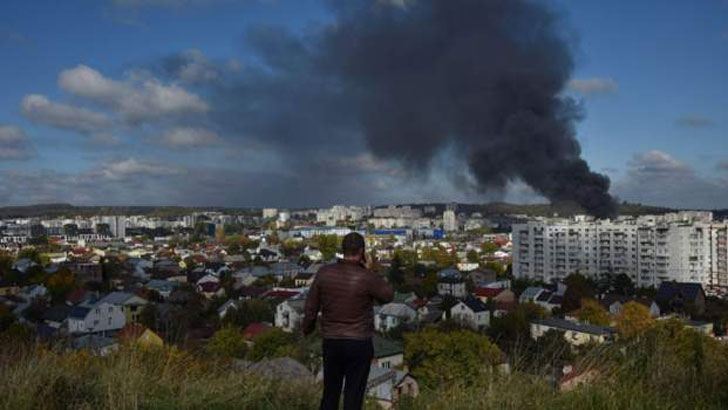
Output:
[{"xmin": 512, "ymin": 212, "xmax": 728, "ymax": 290}]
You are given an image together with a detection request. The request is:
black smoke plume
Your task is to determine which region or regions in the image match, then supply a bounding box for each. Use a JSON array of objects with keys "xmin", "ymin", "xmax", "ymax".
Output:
[{"xmin": 205, "ymin": 0, "xmax": 618, "ymax": 217}]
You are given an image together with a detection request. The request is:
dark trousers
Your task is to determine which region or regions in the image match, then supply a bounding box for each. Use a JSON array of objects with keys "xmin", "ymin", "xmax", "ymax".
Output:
[{"xmin": 320, "ymin": 338, "xmax": 374, "ymax": 410}]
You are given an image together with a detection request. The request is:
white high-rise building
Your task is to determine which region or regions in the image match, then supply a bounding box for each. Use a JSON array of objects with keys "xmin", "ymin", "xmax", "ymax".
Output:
[
  {"xmin": 104, "ymin": 216, "xmax": 127, "ymax": 238},
  {"xmin": 512, "ymin": 212, "xmax": 728, "ymax": 289},
  {"xmin": 443, "ymin": 210, "xmax": 458, "ymax": 232}
]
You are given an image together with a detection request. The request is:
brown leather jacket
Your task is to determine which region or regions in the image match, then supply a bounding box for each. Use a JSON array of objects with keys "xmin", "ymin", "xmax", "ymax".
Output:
[{"xmin": 303, "ymin": 259, "xmax": 394, "ymax": 339}]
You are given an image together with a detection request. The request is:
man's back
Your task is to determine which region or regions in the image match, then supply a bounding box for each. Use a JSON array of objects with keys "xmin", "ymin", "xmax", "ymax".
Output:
[{"xmin": 303, "ymin": 259, "xmax": 393, "ymax": 339}]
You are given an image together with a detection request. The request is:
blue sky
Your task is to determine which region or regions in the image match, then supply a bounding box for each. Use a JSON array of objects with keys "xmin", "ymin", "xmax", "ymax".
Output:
[{"xmin": 0, "ymin": 0, "xmax": 726, "ymax": 209}]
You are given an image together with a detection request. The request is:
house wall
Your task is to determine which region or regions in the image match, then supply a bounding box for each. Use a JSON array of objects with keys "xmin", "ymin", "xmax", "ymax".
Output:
[
  {"xmin": 275, "ymin": 302, "xmax": 303, "ymax": 332},
  {"xmin": 374, "ymin": 353, "xmax": 403, "ymax": 369},
  {"xmin": 68, "ymin": 303, "xmax": 126, "ymax": 334},
  {"xmin": 530, "ymin": 323, "xmax": 607, "ymax": 346}
]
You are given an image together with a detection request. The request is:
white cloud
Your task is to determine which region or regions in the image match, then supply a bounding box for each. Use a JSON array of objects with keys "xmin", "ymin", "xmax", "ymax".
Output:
[
  {"xmin": 567, "ymin": 77, "xmax": 618, "ymax": 96},
  {"xmin": 628, "ymin": 150, "xmax": 686, "ymax": 174},
  {"xmin": 98, "ymin": 158, "xmax": 183, "ymax": 180},
  {"xmin": 20, "ymin": 94, "xmax": 111, "ymax": 132},
  {"xmin": 612, "ymin": 150, "xmax": 728, "ymax": 209},
  {"xmin": 156, "ymin": 126, "xmax": 222, "ymax": 148},
  {"xmin": 58, "ymin": 64, "xmax": 209, "ymax": 123},
  {"xmin": 0, "ymin": 125, "xmax": 35, "ymax": 160}
]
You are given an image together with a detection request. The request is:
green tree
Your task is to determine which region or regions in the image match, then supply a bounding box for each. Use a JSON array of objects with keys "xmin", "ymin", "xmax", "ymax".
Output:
[
  {"xmin": 17, "ymin": 248, "xmax": 42, "ymax": 265},
  {"xmin": 420, "ymin": 271, "xmax": 439, "ymax": 297},
  {"xmin": 0, "ymin": 305, "xmax": 16, "ymax": 332},
  {"xmin": 139, "ymin": 304, "xmax": 160, "ymax": 331},
  {"xmin": 205, "ymin": 327, "xmax": 248, "ymax": 358},
  {"xmin": 0, "ymin": 253, "xmax": 13, "ymax": 276},
  {"xmin": 480, "ymin": 242, "xmax": 500, "ymax": 254},
  {"xmin": 578, "ymin": 298, "xmax": 611, "ymax": 326},
  {"xmin": 488, "ymin": 302, "xmax": 547, "ymax": 347},
  {"xmin": 562, "ymin": 273, "xmax": 595, "ymax": 312},
  {"xmin": 616, "ymin": 301, "xmax": 655, "ymax": 339},
  {"xmin": 612, "ymin": 273, "xmax": 636, "ymax": 296},
  {"xmin": 420, "ymin": 247, "xmax": 458, "ymax": 269},
  {"xmin": 388, "ymin": 254, "xmax": 405, "ymax": 288},
  {"xmin": 246, "ymin": 328, "xmax": 296, "ymax": 361},
  {"xmin": 466, "ymin": 249, "xmax": 480, "ymax": 264},
  {"xmin": 405, "ymin": 327, "xmax": 502, "ymax": 388},
  {"xmin": 315, "ymin": 235, "xmax": 341, "ymax": 261},
  {"xmin": 483, "ymin": 261, "xmax": 506, "ymax": 276},
  {"xmin": 46, "ymin": 267, "xmax": 75, "ymax": 303}
]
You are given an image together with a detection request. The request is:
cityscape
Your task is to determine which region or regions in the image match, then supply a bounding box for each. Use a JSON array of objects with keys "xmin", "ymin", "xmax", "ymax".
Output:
[{"xmin": 1, "ymin": 0, "xmax": 727, "ymax": 409}]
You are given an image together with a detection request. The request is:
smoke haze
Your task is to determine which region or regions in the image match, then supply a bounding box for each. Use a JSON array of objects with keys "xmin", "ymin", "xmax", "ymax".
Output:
[{"xmin": 199, "ymin": 0, "xmax": 618, "ymax": 217}]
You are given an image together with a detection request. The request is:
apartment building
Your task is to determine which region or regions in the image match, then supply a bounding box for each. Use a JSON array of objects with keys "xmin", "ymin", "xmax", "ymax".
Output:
[{"xmin": 512, "ymin": 212, "xmax": 728, "ymax": 290}]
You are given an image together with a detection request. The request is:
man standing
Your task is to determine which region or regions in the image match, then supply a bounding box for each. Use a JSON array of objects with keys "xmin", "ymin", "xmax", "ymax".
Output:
[{"xmin": 303, "ymin": 232, "xmax": 394, "ymax": 410}]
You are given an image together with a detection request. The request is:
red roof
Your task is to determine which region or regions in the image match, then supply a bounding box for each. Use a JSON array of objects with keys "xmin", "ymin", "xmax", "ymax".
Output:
[
  {"xmin": 243, "ymin": 322, "xmax": 272, "ymax": 340},
  {"xmin": 474, "ymin": 287, "xmax": 504, "ymax": 298}
]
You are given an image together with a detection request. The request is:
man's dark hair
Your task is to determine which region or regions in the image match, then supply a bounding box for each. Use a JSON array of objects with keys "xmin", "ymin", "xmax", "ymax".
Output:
[{"xmin": 342, "ymin": 232, "xmax": 365, "ymax": 257}]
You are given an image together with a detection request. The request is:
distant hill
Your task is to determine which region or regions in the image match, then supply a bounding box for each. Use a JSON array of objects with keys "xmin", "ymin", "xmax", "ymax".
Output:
[
  {"xmin": 0, "ymin": 201, "xmax": 713, "ymax": 220},
  {"xmin": 0, "ymin": 204, "xmax": 260, "ymax": 219}
]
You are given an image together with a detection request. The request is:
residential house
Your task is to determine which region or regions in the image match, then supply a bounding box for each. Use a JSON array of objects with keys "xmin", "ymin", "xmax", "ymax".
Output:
[
  {"xmin": 64, "ymin": 262, "xmax": 103, "ymax": 283},
  {"xmin": 256, "ymin": 248, "xmax": 281, "ymax": 263},
  {"xmin": 98, "ymin": 292, "xmax": 148, "ymax": 324},
  {"xmin": 19, "ymin": 284, "xmax": 48, "ymax": 301},
  {"xmin": 42, "ymin": 304, "xmax": 72, "ymax": 329},
  {"xmin": 198, "ymin": 281, "xmax": 226, "ymax": 299},
  {"xmin": 535, "ymin": 291, "xmax": 563, "ymax": 312},
  {"xmin": 13, "ymin": 258, "xmax": 38, "ymax": 274},
  {"xmin": 469, "ymin": 269, "xmax": 497, "ymax": 285},
  {"xmin": 473, "ymin": 287, "xmax": 515, "ymax": 305},
  {"xmin": 656, "ymin": 282, "xmax": 706, "ymax": 316},
  {"xmin": 437, "ymin": 277, "xmax": 467, "ymax": 298},
  {"xmin": 519, "ymin": 286, "xmax": 545, "ymax": 304},
  {"xmin": 367, "ymin": 366, "xmax": 419, "ymax": 410},
  {"xmin": 217, "ymin": 299, "xmax": 243, "ymax": 319},
  {"xmin": 374, "ymin": 303, "xmax": 418, "ymax": 333},
  {"xmin": 372, "ymin": 337, "xmax": 404, "ymax": 369},
  {"xmin": 232, "ymin": 270, "xmax": 257, "ymax": 289},
  {"xmin": 275, "ymin": 299, "xmax": 306, "ymax": 332},
  {"xmin": 67, "ymin": 300, "xmax": 126, "ymax": 335},
  {"xmin": 238, "ymin": 286, "xmax": 267, "ymax": 300},
  {"xmin": 145, "ymin": 279, "xmax": 178, "ymax": 299},
  {"xmin": 293, "ymin": 272, "xmax": 315, "ymax": 287},
  {"xmin": 445, "ymin": 296, "xmax": 490, "ymax": 330},
  {"xmin": 600, "ymin": 295, "xmax": 661, "ymax": 318},
  {"xmin": 531, "ymin": 318, "xmax": 615, "ymax": 346},
  {"xmin": 270, "ymin": 262, "xmax": 302, "ymax": 280}
]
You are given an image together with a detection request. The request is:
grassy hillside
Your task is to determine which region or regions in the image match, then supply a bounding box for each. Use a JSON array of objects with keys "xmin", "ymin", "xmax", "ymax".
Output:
[{"xmin": 3, "ymin": 320, "xmax": 728, "ymax": 410}]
